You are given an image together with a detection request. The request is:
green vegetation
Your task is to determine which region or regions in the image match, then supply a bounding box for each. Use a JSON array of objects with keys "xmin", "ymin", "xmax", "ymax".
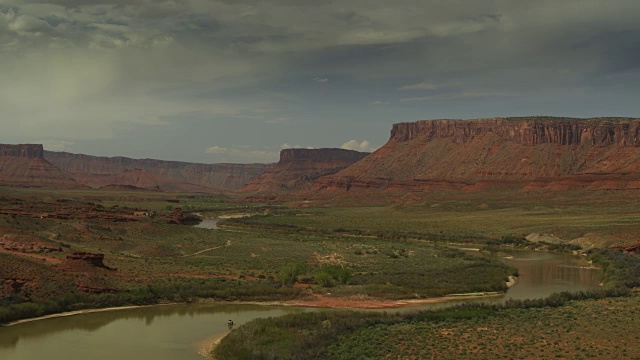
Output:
[
  {"xmin": 214, "ymin": 288, "xmax": 633, "ymax": 359},
  {"xmin": 213, "ymin": 248, "xmax": 640, "ymax": 359},
  {"xmin": 589, "ymin": 248, "xmax": 640, "ymax": 289},
  {"xmin": 327, "ymin": 295, "xmax": 640, "ymax": 359},
  {"xmin": 278, "ymin": 262, "xmax": 306, "ymax": 285},
  {"xmin": 3, "ymin": 186, "xmax": 640, "ymax": 360},
  {"xmin": 0, "ymin": 188, "xmax": 518, "ymax": 324},
  {"xmin": 226, "ymin": 190, "xmax": 640, "ymax": 245}
]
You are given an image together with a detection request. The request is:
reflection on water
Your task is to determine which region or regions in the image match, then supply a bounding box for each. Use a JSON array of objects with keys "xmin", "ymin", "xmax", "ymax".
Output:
[
  {"xmin": 501, "ymin": 252, "xmax": 601, "ymax": 300},
  {"xmin": 451, "ymin": 248, "xmax": 602, "ymax": 300},
  {"xmin": 0, "ymin": 305, "xmax": 312, "ymax": 360},
  {"xmin": 0, "ymin": 250, "xmax": 601, "ymax": 360},
  {"xmin": 193, "ymin": 219, "xmax": 220, "ymax": 229}
]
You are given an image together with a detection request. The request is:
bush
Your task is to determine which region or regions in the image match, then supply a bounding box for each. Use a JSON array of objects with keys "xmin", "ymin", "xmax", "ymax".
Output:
[
  {"xmin": 278, "ymin": 262, "xmax": 306, "ymax": 285},
  {"xmin": 315, "ymin": 271, "xmax": 336, "ymax": 287}
]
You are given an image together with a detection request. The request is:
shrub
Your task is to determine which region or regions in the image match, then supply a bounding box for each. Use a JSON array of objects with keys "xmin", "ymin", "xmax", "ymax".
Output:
[
  {"xmin": 316, "ymin": 271, "xmax": 336, "ymax": 287},
  {"xmin": 278, "ymin": 262, "xmax": 306, "ymax": 285}
]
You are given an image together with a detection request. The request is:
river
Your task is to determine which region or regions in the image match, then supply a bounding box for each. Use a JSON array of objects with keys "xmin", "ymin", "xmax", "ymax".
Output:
[{"xmin": 0, "ymin": 250, "xmax": 601, "ymax": 360}]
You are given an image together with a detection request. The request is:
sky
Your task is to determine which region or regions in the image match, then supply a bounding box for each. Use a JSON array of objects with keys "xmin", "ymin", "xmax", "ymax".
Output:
[{"xmin": 1, "ymin": 0, "xmax": 640, "ymax": 163}]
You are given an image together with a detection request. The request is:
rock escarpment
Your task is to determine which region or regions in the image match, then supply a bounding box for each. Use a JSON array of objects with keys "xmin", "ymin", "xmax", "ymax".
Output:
[
  {"xmin": 61, "ymin": 252, "xmax": 113, "ymax": 271},
  {"xmin": 0, "ymin": 144, "xmax": 78, "ymax": 188},
  {"xmin": 240, "ymin": 148, "xmax": 369, "ymax": 192},
  {"xmin": 315, "ymin": 117, "xmax": 640, "ymax": 192},
  {"xmin": 44, "ymin": 151, "xmax": 273, "ymax": 192}
]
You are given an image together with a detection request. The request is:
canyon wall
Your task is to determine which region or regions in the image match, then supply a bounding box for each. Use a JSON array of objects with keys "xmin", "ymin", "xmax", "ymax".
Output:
[
  {"xmin": 315, "ymin": 117, "xmax": 640, "ymax": 192},
  {"xmin": 389, "ymin": 117, "xmax": 640, "ymax": 146},
  {"xmin": 44, "ymin": 151, "xmax": 272, "ymax": 192}
]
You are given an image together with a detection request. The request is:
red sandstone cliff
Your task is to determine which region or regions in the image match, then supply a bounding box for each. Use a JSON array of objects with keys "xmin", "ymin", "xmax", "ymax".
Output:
[
  {"xmin": 240, "ymin": 148, "xmax": 369, "ymax": 193},
  {"xmin": 0, "ymin": 144, "xmax": 78, "ymax": 188},
  {"xmin": 43, "ymin": 151, "xmax": 273, "ymax": 192},
  {"xmin": 315, "ymin": 117, "xmax": 640, "ymax": 192}
]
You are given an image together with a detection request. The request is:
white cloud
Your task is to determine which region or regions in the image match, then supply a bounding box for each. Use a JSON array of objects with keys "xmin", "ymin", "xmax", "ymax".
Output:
[
  {"xmin": 8, "ymin": 14, "xmax": 55, "ymax": 35},
  {"xmin": 205, "ymin": 146, "xmax": 229, "ymax": 154},
  {"xmin": 205, "ymin": 145, "xmax": 279, "ymax": 162},
  {"xmin": 281, "ymin": 143, "xmax": 315, "ymax": 149},
  {"xmin": 264, "ymin": 117, "xmax": 290, "ymax": 124},
  {"xmin": 312, "ymin": 77, "xmax": 329, "ymax": 83},
  {"xmin": 341, "ymin": 140, "xmax": 377, "ymax": 152},
  {"xmin": 400, "ymin": 90, "xmax": 516, "ymax": 102},
  {"xmin": 338, "ymin": 30, "xmax": 422, "ymax": 46},
  {"xmin": 40, "ymin": 140, "xmax": 74, "ymax": 152},
  {"xmin": 398, "ymin": 80, "xmax": 444, "ymax": 91}
]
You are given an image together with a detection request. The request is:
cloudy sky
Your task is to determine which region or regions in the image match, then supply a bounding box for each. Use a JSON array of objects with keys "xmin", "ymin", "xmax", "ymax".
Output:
[{"xmin": 2, "ymin": 0, "xmax": 640, "ymax": 163}]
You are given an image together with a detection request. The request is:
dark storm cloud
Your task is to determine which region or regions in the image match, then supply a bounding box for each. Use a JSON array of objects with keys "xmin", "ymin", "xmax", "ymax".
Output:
[{"xmin": 2, "ymin": 0, "xmax": 640, "ymax": 162}]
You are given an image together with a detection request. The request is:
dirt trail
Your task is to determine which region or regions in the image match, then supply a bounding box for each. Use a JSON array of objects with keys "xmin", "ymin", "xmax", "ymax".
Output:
[{"xmin": 182, "ymin": 240, "xmax": 231, "ymax": 257}]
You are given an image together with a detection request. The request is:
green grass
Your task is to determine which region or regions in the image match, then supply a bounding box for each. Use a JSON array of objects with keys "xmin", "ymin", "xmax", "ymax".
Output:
[{"xmin": 231, "ymin": 190, "xmax": 640, "ymax": 246}]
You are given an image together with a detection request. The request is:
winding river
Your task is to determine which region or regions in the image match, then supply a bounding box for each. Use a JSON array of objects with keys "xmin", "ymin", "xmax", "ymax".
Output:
[{"xmin": 0, "ymin": 251, "xmax": 600, "ymax": 360}]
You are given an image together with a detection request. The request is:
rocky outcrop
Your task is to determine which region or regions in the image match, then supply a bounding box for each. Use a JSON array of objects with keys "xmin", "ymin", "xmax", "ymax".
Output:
[
  {"xmin": 315, "ymin": 117, "xmax": 640, "ymax": 192},
  {"xmin": 62, "ymin": 252, "xmax": 113, "ymax": 271},
  {"xmin": 166, "ymin": 207, "xmax": 185, "ymax": 224},
  {"xmin": 44, "ymin": 151, "xmax": 272, "ymax": 192},
  {"xmin": 240, "ymin": 148, "xmax": 369, "ymax": 193},
  {"xmin": 0, "ymin": 144, "xmax": 78, "ymax": 188}
]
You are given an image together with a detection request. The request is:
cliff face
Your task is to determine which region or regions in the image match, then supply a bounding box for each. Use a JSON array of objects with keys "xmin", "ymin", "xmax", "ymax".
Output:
[
  {"xmin": 43, "ymin": 151, "xmax": 272, "ymax": 192},
  {"xmin": 0, "ymin": 144, "xmax": 78, "ymax": 188},
  {"xmin": 240, "ymin": 148, "xmax": 369, "ymax": 193},
  {"xmin": 0, "ymin": 144, "xmax": 44, "ymax": 158},
  {"xmin": 390, "ymin": 117, "xmax": 640, "ymax": 146},
  {"xmin": 315, "ymin": 117, "xmax": 640, "ymax": 192}
]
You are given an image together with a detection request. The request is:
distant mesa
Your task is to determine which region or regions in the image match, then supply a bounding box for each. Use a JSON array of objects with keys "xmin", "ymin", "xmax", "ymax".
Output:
[
  {"xmin": 0, "ymin": 144, "xmax": 79, "ymax": 189},
  {"xmin": 240, "ymin": 148, "xmax": 369, "ymax": 193},
  {"xmin": 4, "ymin": 116, "xmax": 640, "ymax": 194},
  {"xmin": 315, "ymin": 117, "xmax": 640, "ymax": 192},
  {"xmin": 43, "ymin": 151, "xmax": 272, "ymax": 192},
  {"xmin": 0, "ymin": 144, "xmax": 44, "ymax": 158},
  {"xmin": 0, "ymin": 144, "xmax": 273, "ymax": 192}
]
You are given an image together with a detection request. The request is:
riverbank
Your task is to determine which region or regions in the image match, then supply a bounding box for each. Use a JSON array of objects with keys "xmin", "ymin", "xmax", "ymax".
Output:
[
  {"xmin": 199, "ymin": 331, "xmax": 229, "ymax": 360},
  {"xmin": 1, "ymin": 289, "xmax": 510, "ymax": 327},
  {"xmin": 1, "ymin": 275, "xmax": 520, "ymax": 327},
  {"xmin": 1, "ymin": 303, "xmax": 176, "ymax": 327},
  {"xmin": 281, "ymin": 292, "xmax": 507, "ymax": 309}
]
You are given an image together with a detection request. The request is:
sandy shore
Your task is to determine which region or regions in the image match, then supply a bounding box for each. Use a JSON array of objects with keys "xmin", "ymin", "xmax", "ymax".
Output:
[
  {"xmin": 198, "ymin": 331, "xmax": 229, "ymax": 360},
  {"xmin": 280, "ymin": 291, "xmax": 507, "ymax": 309}
]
